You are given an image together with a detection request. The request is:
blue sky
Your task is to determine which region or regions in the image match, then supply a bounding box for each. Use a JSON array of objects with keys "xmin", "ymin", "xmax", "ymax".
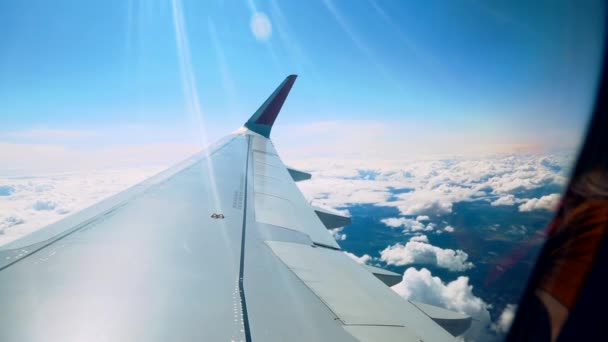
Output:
[{"xmin": 0, "ymin": 0, "xmax": 606, "ymax": 165}]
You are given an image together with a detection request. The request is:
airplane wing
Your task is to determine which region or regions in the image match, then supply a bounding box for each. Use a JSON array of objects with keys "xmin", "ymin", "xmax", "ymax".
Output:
[{"xmin": 0, "ymin": 75, "xmax": 470, "ymax": 341}]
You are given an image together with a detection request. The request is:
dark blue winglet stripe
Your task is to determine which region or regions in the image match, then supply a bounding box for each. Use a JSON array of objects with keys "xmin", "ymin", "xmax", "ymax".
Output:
[{"xmin": 244, "ymin": 75, "xmax": 297, "ymax": 138}]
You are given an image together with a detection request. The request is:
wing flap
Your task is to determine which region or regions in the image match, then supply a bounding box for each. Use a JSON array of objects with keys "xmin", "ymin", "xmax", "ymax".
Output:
[
  {"xmin": 251, "ymin": 135, "xmax": 339, "ymax": 249},
  {"xmin": 362, "ymin": 264, "xmax": 402, "ymax": 287},
  {"xmin": 312, "ymin": 205, "xmax": 352, "ymax": 229},
  {"xmin": 265, "ymin": 240, "xmax": 455, "ymax": 341},
  {"xmin": 410, "ymin": 302, "xmax": 472, "ymax": 337}
]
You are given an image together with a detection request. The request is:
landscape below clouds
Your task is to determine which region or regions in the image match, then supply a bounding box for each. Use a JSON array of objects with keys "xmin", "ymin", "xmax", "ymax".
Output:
[{"xmin": 292, "ymin": 152, "xmax": 569, "ymax": 340}]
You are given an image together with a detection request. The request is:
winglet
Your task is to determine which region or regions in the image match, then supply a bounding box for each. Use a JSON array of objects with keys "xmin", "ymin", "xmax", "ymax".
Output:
[{"xmin": 244, "ymin": 74, "xmax": 297, "ymax": 138}]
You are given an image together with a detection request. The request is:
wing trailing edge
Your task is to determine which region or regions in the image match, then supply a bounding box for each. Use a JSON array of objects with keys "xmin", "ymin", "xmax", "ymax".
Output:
[
  {"xmin": 362, "ymin": 264, "xmax": 402, "ymax": 287},
  {"xmin": 410, "ymin": 301, "xmax": 472, "ymax": 337},
  {"xmin": 245, "ymin": 74, "xmax": 297, "ymax": 138},
  {"xmin": 312, "ymin": 205, "xmax": 352, "ymax": 229}
]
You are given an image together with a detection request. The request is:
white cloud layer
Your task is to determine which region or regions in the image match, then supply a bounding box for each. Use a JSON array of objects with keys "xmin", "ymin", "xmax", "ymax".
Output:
[
  {"xmin": 0, "ymin": 168, "xmax": 162, "ymax": 246},
  {"xmin": 381, "ymin": 217, "xmax": 434, "ymax": 232},
  {"xmin": 518, "ymin": 193, "xmax": 561, "ymax": 212},
  {"xmin": 491, "ymin": 304, "xmax": 517, "ymax": 333},
  {"xmin": 329, "ymin": 227, "xmax": 347, "ymax": 241},
  {"xmin": 491, "ymin": 194, "xmax": 519, "ymax": 206},
  {"xmin": 344, "ymin": 251, "xmax": 371, "ymax": 264},
  {"xmin": 294, "ymin": 153, "xmax": 570, "ymax": 217},
  {"xmin": 391, "ymin": 267, "xmax": 492, "ymax": 338},
  {"xmin": 409, "ymin": 234, "xmax": 429, "ymax": 243},
  {"xmin": 380, "ymin": 238, "xmax": 474, "ymax": 272}
]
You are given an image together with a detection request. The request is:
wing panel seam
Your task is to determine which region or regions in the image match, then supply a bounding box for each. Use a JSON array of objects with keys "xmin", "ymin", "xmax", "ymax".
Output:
[{"xmin": 238, "ymin": 135, "xmax": 253, "ymax": 342}]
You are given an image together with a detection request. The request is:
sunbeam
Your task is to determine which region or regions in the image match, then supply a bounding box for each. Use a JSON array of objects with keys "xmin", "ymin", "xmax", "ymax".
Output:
[
  {"xmin": 208, "ymin": 18, "xmax": 240, "ymax": 120},
  {"xmin": 170, "ymin": 0, "xmax": 223, "ymax": 212}
]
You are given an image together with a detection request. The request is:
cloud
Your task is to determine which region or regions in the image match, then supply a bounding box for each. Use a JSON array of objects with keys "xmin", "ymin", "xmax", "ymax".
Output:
[
  {"xmin": 380, "ymin": 217, "xmax": 407, "ymax": 229},
  {"xmin": 32, "ymin": 200, "xmax": 58, "ymax": 211},
  {"xmin": 330, "ymin": 227, "xmax": 347, "ymax": 241},
  {"xmin": 409, "ymin": 234, "xmax": 429, "ymax": 243},
  {"xmin": 518, "ymin": 193, "xmax": 560, "ymax": 212},
  {"xmin": 491, "ymin": 304, "xmax": 517, "ymax": 333},
  {"xmin": 444, "ymin": 225, "xmax": 455, "ymax": 232},
  {"xmin": 344, "ymin": 251, "xmax": 371, "ymax": 264},
  {"xmin": 491, "ymin": 194, "xmax": 519, "ymax": 206},
  {"xmin": 0, "ymin": 168, "xmax": 161, "ymax": 245},
  {"xmin": 294, "ymin": 153, "xmax": 569, "ymax": 217},
  {"xmin": 391, "ymin": 267, "xmax": 491, "ymax": 338},
  {"xmin": 416, "ymin": 215, "xmax": 430, "ymax": 221},
  {"xmin": 250, "ymin": 12, "xmax": 272, "ymax": 40},
  {"xmin": 539, "ymin": 157, "xmax": 562, "ymax": 173},
  {"xmin": 380, "ymin": 240, "xmax": 474, "ymax": 271},
  {"xmin": 0, "ymin": 215, "xmax": 24, "ymax": 234},
  {"xmin": 380, "ymin": 217, "xmax": 434, "ymax": 232},
  {"xmin": 302, "ymin": 176, "xmax": 393, "ymax": 209},
  {"xmin": 385, "ymin": 188, "xmax": 459, "ymax": 215}
]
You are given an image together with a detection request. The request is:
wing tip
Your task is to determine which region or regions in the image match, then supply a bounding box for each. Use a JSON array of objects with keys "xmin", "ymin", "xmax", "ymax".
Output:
[{"xmin": 244, "ymin": 74, "xmax": 298, "ymax": 138}]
